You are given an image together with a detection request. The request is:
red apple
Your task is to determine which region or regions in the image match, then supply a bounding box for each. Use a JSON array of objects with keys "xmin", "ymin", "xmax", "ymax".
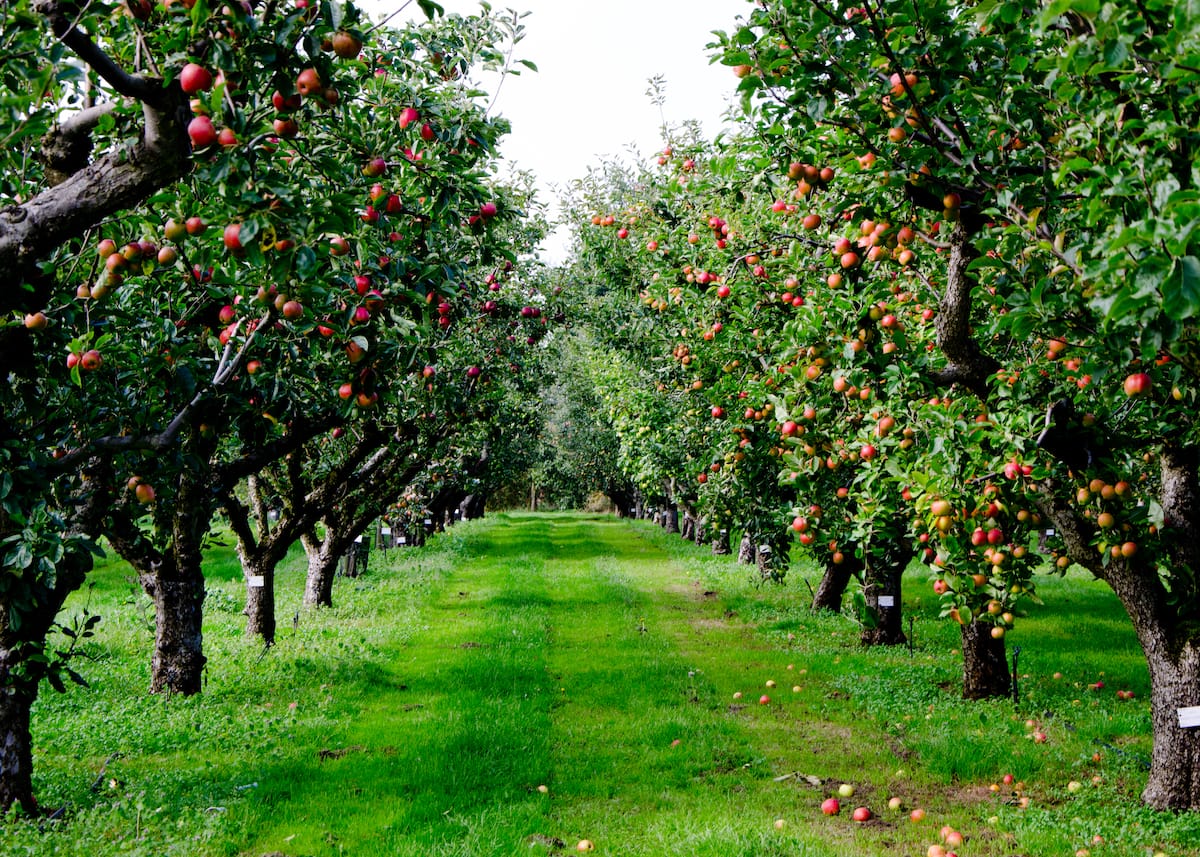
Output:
[
  {"xmin": 398, "ymin": 107, "xmax": 420, "ymax": 129},
  {"xmin": 187, "ymin": 115, "xmax": 217, "ymax": 148},
  {"xmin": 821, "ymin": 798, "xmax": 840, "ymax": 816},
  {"xmin": 179, "ymin": 63, "xmax": 213, "ymax": 94},
  {"xmin": 272, "ymin": 90, "xmax": 302, "ymax": 112},
  {"xmin": 331, "ymin": 30, "xmax": 362, "ymax": 58},
  {"xmin": 1123, "ymin": 372, "xmax": 1151, "ymax": 396},
  {"xmin": 296, "ymin": 68, "xmax": 322, "ymax": 97},
  {"xmin": 852, "ymin": 806, "xmax": 871, "ymax": 822}
]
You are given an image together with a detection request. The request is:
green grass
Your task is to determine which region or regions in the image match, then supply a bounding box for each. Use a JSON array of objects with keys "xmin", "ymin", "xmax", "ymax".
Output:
[{"xmin": 3, "ymin": 512, "xmax": 1199, "ymax": 856}]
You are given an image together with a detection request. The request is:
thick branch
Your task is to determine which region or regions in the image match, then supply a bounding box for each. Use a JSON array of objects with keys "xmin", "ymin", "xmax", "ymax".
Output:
[
  {"xmin": 1, "ymin": 1, "xmax": 190, "ymax": 289},
  {"xmin": 39, "ymin": 102, "xmax": 116, "ymax": 184},
  {"xmin": 34, "ymin": 0, "xmax": 163, "ymax": 104},
  {"xmin": 931, "ymin": 220, "xmax": 1000, "ymax": 397}
]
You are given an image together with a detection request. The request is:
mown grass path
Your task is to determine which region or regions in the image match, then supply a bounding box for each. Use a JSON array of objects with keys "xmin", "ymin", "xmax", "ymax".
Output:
[
  {"xmin": 235, "ymin": 512, "xmax": 912, "ymax": 857},
  {"xmin": 10, "ymin": 512, "xmax": 1199, "ymax": 856}
]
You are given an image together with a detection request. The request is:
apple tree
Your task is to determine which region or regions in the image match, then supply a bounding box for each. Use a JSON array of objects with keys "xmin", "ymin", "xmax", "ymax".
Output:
[{"xmin": 717, "ymin": 0, "xmax": 1200, "ymax": 809}]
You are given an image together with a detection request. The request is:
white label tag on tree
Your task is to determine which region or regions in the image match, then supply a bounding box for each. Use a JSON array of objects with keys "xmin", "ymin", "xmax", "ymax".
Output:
[
  {"xmin": 878, "ymin": 595, "xmax": 895, "ymax": 607},
  {"xmin": 381, "ymin": 527, "xmax": 391, "ymax": 536},
  {"xmin": 1179, "ymin": 707, "xmax": 1200, "ymax": 728},
  {"xmin": 247, "ymin": 575, "xmax": 265, "ymax": 588},
  {"xmin": 398, "ymin": 537, "xmax": 407, "ymax": 544},
  {"xmin": 425, "ymin": 519, "xmax": 432, "ymax": 525},
  {"xmin": 355, "ymin": 535, "xmax": 363, "ymax": 544}
]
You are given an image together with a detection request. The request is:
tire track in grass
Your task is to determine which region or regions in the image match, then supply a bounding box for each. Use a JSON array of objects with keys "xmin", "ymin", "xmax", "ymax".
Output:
[
  {"xmin": 536, "ymin": 514, "xmax": 835, "ymax": 857},
  {"xmin": 243, "ymin": 516, "xmax": 559, "ymax": 856}
]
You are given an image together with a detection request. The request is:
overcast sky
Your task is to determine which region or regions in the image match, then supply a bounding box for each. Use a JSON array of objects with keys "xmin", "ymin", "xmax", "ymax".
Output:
[{"xmin": 366, "ymin": 0, "xmax": 751, "ymax": 262}]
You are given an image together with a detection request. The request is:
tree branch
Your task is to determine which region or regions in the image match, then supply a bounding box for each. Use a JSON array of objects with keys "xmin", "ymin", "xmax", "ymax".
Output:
[
  {"xmin": 930, "ymin": 220, "xmax": 1000, "ymax": 397},
  {"xmin": 34, "ymin": 0, "xmax": 163, "ymax": 105}
]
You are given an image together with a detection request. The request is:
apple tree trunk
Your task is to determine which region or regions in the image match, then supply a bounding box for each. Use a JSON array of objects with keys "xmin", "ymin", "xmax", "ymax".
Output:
[
  {"xmin": 243, "ymin": 565, "xmax": 276, "ymax": 645},
  {"xmin": 860, "ymin": 551, "xmax": 907, "ymax": 647},
  {"xmin": 0, "ymin": 546, "xmax": 91, "ymax": 814},
  {"xmin": 1139, "ymin": 637, "xmax": 1200, "ymax": 809},
  {"xmin": 812, "ymin": 552, "xmax": 861, "ymax": 612},
  {"xmin": 109, "ymin": 486, "xmax": 212, "ymax": 695},
  {"xmin": 0, "ymin": 672, "xmax": 38, "ymax": 815},
  {"xmin": 711, "ymin": 527, "xmax": 731, "ymax": 555},
  {"xmin": 141, "ymin": 564, "xmax": 207, "ymax": 695},
  {"xmin": 302, "ymin": 531, "xmax": 341, "ymax": 609},
  {"xmin": 738, "ymin": 533, "xmax": 755, "ymax": 564},
  {"xmin": 960, "ymin": 618, "xmax": 1011, "ymax": 700}
]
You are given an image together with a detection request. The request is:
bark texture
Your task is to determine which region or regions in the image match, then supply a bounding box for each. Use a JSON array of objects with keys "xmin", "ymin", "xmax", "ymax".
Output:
[
  {"xmin": 1032, "ymin": 444, "xmax": 1200, "ymax": 808},
  {"xmin": 960, "ymin": 618, "xmax": 1011, "ymax": 700},
  {"xmin": 4, "ymin": 1, "xmax": 190, "ymax": 286},
  {"xmin": 812, "ymin": 553, "xmax": 861, "ymax": 612},
  {"xmin": 142, "ymin": 573, "xmax": 206, "ymax": 695},
  {"xmin": 301, "ymin": 531, "xmax": 341, "ymax": 609}
]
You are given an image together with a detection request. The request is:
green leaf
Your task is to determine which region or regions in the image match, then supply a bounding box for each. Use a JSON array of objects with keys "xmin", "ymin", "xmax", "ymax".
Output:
[
  {"xmin": 1164, "ymin": 256, "xmax": 1200, "ymax": 320},
  {"xmin": 296, "ymin": 246, "xmax": 318, "ymax": 278},
  {"xmin": 417, "ymin": 0, "xmax": 444, "ymax": 18}
]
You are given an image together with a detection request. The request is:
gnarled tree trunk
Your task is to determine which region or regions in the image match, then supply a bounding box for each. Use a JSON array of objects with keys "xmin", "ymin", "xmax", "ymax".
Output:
[
  {"xmin": 812, "ymin": 552, "xmax": 861, "ymax": 612},
  {"xmin": 301, "ymin": 530, "xmax": 341, "ymax": 609},
  {"xmin": 109, "ymin": 451, "xmax": 214, "ymax": 696},
  {"xmin": 1034, "ymin": 444, "xmax": 1200, "ymax": 808},
  {"xmin": 0, "ymin": 541, "xmax": 93, "ymax": 814},
  {"xmin": 960, "ymin": 618, "xmax": 1010, "ymax": 700},
  {"xmin": 0, "ymin": 675, "xmax": 38, "ymax": 815},
  {"xmin": 141, "ymin": 568, "xmax": 206, "ymax": 694},
  {"xmin": 737, "ymin": 532, "xmax": 755, "ymax": 564},
  {"xmin": 242, "ymin": 562, "xmax": 276, "ymax": 644}
]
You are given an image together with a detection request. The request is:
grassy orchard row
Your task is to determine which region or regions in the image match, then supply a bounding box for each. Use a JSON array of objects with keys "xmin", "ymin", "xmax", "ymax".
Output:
[{"xmin": 566, "ymin": 0, "xmax": 1200, "ymax": 810}]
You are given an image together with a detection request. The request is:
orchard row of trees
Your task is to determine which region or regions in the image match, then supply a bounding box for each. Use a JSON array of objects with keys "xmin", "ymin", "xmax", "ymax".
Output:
[
  {"xmin": 0, "ymin": 0, "xmax": 560, "ymax": 814},
  {"xmin": 557, "ymin": 0, "xmax": 1200, "ymax": 812}
]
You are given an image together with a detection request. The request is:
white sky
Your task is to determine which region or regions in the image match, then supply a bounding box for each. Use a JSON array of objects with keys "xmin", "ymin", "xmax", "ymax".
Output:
[{"xmin": 367, "ymin": 0, "xmax": 750, "ymax": 263}]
